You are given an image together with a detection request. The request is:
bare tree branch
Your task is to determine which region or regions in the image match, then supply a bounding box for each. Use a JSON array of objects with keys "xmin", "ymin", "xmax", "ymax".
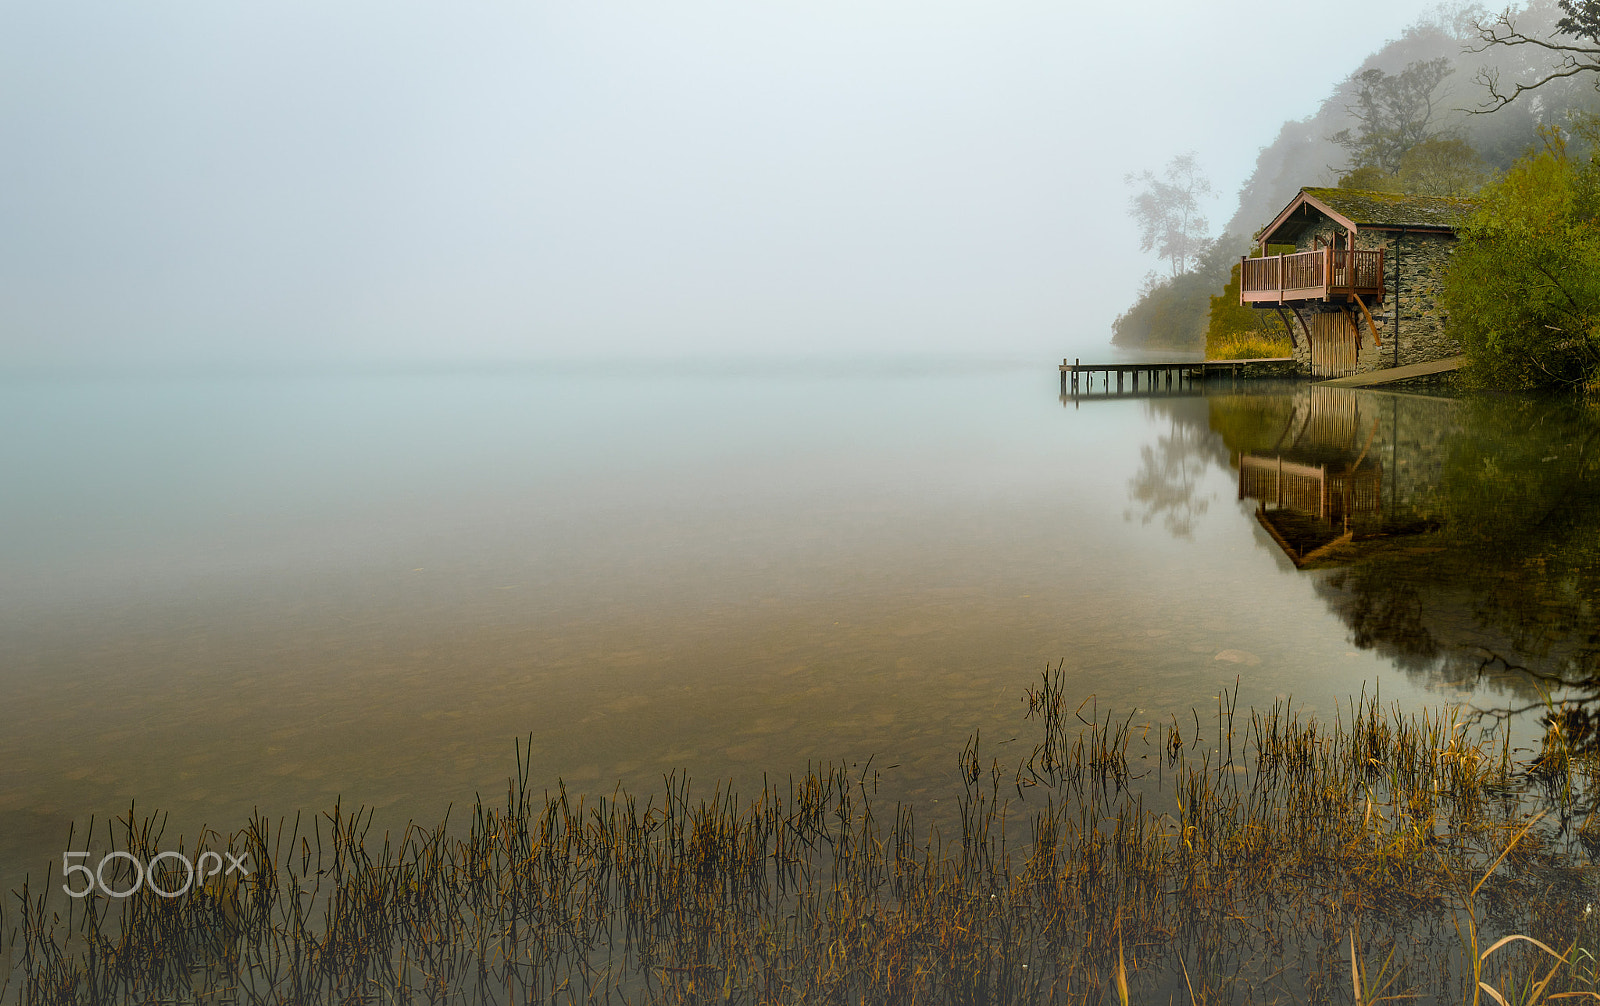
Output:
[{"xmin": 1469, "ymin": 6, "xmax": 1600, "ymax": 112}]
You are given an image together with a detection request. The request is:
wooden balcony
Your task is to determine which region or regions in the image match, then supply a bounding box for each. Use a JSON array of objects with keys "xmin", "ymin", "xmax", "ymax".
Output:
[{"xmin": 1240, "ymin": 248, "xmax": 1385, "ymax": 305}]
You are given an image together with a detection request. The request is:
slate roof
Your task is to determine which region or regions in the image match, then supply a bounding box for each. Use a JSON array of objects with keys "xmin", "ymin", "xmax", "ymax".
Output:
[
  {"xmin": 1301, "ymin": 188, "xmax": 1478, "ymax": 229},
  {"xmin": 1257, "ymin": 187, "xmax": 1479, "ymax": 244}
]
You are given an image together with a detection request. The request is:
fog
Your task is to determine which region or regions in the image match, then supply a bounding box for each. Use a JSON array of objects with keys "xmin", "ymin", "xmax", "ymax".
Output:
[{"xmin": 1, "ymin": 0, "xmax": 1451, "ymax": 369}]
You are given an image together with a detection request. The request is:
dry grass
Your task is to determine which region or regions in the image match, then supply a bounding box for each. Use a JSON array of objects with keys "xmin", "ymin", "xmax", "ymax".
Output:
[
  {"xmin": 2, "ymin": 667, "xmax": 1598, "ymax": 1004},
  {"xmin": 1208, "ymin": 329, "xmax": 1295, "ymax": 361}
]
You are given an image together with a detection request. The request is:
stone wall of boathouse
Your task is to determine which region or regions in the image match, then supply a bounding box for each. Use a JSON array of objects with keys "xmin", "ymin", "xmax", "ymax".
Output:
[{"xmin": 1281, "ymin": 223, "xmax": 1462, "ymax": 376}]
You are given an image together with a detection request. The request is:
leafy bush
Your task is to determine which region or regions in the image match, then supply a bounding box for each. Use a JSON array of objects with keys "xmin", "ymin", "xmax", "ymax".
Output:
[{"xmin": 1444, "ymin": 123, "xmax": 1600, "ymax": 389}]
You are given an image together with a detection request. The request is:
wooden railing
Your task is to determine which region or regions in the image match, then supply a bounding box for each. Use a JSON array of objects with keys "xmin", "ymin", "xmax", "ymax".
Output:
[{"xmin": 1240, "ymin": 248, "xmax": 1384, "ymax": 304}]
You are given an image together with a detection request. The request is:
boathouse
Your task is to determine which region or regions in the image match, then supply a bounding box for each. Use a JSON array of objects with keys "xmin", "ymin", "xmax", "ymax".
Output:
[{"xmin": 1240, "ymin": 187, "xmax": 1476, "ymax": 378}]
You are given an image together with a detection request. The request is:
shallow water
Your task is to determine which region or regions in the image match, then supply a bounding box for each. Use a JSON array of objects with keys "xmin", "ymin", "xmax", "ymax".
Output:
[{"xmin": 1, "ymin": 363, "xmax": 1591, "ymax": 887}]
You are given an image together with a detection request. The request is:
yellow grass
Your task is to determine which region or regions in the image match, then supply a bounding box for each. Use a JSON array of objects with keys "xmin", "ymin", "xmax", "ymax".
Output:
[{"xmin": 1208, "ymin": 328, "xmax": 1294, "ymax": 360}]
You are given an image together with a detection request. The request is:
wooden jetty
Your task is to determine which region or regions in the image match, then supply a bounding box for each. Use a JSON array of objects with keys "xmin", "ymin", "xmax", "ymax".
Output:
[{"xmin": 1059, "ymin": 357, "xmax": 1300, "ymax": 401}]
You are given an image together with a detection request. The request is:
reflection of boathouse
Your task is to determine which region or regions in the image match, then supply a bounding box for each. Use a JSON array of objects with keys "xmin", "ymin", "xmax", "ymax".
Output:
[
  {"xmin": 1239, "ymin": 387, "xmax": 1386, "ymax": 566},
  {"xmin": 1240, "ymin": 454, "xmax": 1382, "ymax": 526},
  {"xmin": 1196, "ymin": 388, "xmax": 1596, "ymax": 691},
  {"xmin": 1241, "ymin": 188, "xmax": 1475, "ymax": 378}
]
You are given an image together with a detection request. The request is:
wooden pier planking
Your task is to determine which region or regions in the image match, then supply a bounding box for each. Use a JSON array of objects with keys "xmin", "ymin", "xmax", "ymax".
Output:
[{"xmin": 1058, "ymin": 357, "xmax": 1298, "ymax": 400}]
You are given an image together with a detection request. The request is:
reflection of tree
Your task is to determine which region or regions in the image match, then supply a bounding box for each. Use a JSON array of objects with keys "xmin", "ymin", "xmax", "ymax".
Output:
[
  {"xmin": 1137, "ymin": 389, "xmax": 1600, "ymax": 709},
  {"xmin": 1309, "ymin": 395, "xmax": 1600, "ymax": 701},
  {"xmin": 1125, "ymin": 415, "xmax": 1217, "ymax": 539},
  {"xmin": 1139, "ymin": 385, "xmax": 1600, "ymax": 727},
  {"xmin": 1324, "ymin": 568, "xmax": 1440, "ymax": 670},
  {"xmin": 1128, "ymin": 393, "xmax": 1287, "ymax": 540},
  {"xmin": 1417, "ymin": 397, "xmax": 1600, "ymax": 686}
]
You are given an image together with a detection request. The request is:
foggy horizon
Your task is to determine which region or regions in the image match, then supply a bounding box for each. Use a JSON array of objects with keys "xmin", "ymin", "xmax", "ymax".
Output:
[{"xmin": 3, "ymin": 0, "xmax": 1459, "ymax": 370}]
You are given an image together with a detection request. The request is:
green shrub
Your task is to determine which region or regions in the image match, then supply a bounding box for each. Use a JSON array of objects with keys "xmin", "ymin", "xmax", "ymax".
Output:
[{"xmin": 1444, "ymin": 124, "xmax": 1600, "ymax": 390}]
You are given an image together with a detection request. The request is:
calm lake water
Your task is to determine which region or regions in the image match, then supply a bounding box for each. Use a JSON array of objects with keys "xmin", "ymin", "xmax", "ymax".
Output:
[{"xmin": 2, "ymin": 362, "xmax": 1593, "ymax": 887}]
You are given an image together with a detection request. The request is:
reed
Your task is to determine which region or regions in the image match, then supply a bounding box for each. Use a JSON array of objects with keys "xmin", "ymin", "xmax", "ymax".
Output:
[{"xmin": 4, "ymin": 666, "xmax": 1597, "ymax": 1004}]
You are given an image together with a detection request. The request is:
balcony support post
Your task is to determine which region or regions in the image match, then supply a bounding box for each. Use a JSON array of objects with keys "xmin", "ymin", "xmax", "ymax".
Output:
[
  {"xmin": 1273, "ymin": 306, "xmax": 1300, "ymax": 349},
  {"xmin": 1286, "ymin": 304, "xmax": 1312, "ymax": 348},
  {"xmin": 1351, "ymin": 293, "xmax": 1382, "ymax": 347}
]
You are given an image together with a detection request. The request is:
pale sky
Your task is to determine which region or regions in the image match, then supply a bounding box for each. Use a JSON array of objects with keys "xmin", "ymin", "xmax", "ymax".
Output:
[{"xmin": 0, "ymin": 0, "xmax": 1457, "ymax": 368}]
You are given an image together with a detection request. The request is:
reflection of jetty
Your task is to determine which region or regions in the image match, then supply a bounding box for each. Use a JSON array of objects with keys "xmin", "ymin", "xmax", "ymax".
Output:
[{"xmin": 1059, "ymin": 358, "xmax": 1300, "ymax": 400}]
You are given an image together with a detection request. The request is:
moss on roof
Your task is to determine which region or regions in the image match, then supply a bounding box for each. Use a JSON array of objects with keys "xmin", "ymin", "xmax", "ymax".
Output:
[{"xmin": 1302, "ymin": 187, "xmax": 1478, "ymax": 229}]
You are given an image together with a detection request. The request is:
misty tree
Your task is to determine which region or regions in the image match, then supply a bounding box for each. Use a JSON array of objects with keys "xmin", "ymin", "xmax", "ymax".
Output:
[
  {"xmin": 1339, "ymin": 136, "xmax": 1490, "ymax": 194},
  {"xmin": 1388, "ymin": 136, "xmax": 1491, "ymax": 193},
  {"xmin": 1330, "ymin": 58, "xmax": 1455, "ymax": 174},
  {"xmin": 1471, "ymin": 0, "xmax": 1600, "ymax": 110},
  {"xmin": 1125, "ymin": 153, "xmax": 1213, "ymax": 277}
]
